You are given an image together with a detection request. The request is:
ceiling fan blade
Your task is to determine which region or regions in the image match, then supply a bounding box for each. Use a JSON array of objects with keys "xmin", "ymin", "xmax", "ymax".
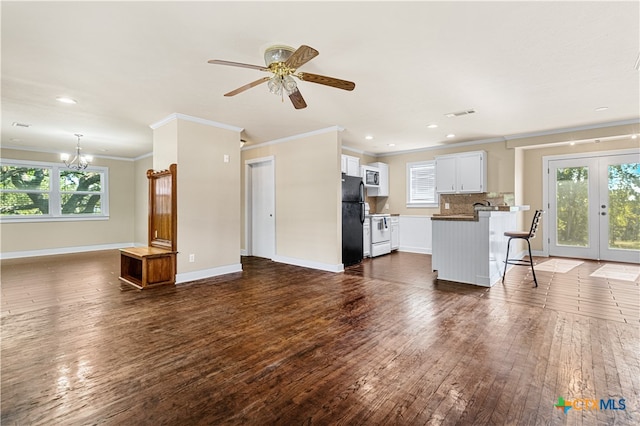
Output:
[
  {"xmin": 224, "ymin": 77, "xmax": 270, "ymax": 97},
  {"xmin": 285, "ymin": 45, "xmax": 319, "ymax": 70},
  {"xmin": 297, "ymin": 72, "xmax": 355, "ymax": 91},
  {"xmin": 288, "ymin": 88, "xmax": 307, "ymax": 109},
  {"xmin": 208, "ymin": 59, "xmax": 269, "ymax": 72}
]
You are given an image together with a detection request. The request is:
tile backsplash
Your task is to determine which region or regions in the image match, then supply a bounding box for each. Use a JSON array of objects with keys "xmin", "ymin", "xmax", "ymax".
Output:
[{"xmin": 439, "ymin": 192, "xmax": 514, "ymax": 215}]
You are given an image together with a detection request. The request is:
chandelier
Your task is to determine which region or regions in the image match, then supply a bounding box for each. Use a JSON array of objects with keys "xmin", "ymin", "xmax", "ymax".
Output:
[{"xmin": 61, "ymin": 134, "xmax": 92, "ymax": 170}]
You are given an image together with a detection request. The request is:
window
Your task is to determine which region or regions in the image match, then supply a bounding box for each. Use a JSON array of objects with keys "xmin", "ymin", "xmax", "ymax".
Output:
[
  {"xmin": 0, "ymin": 159, "xmax": 109, "ymax": 222},
  {"xmin": 406, "ymin": 160, "xmax": 438, "ymax": 207}
]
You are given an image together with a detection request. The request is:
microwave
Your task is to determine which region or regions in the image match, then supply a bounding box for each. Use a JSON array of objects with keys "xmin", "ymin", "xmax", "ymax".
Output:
[{"xmin": 361, "ymin": 165, "xmax": 380, "ymax": 188}]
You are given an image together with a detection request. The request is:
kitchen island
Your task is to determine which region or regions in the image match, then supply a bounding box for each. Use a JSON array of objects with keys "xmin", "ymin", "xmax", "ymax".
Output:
[{"xmin": 431, "ymin": 206, "xmax": 529, "ymax": 286}]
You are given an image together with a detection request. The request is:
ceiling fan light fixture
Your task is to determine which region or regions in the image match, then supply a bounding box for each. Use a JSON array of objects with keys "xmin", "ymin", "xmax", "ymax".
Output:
[
  {"xmin": 264, "ymin": 45, "xmax": 295, "ymax": 66},
  {"xmin": 267, "ymin": 76, "xmax": 283, "ymax": 95},
  {"xmin": 283, "ymin": 75, "xmax": 297, "ymax": 95}
]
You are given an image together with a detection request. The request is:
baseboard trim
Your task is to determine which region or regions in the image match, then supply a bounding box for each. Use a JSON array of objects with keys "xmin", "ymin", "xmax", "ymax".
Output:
[
  {"xmin": 0, "ymin": 242, "xmax": 134, "ymax": 260},
  {"xmin": 398, "ymin": 246, "xmax": 432, "ymax": 255},
  {"xmin": 272, "ymin": 255, "xmax": 344, "ymax": 273},
  {"xmin": 176, "ymin": 263, "xmax": 243, "ymax": 284}
]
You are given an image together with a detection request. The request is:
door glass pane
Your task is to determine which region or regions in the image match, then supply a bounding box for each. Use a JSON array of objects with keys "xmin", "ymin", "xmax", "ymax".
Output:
[
  {"xmin": 556, "ymin": 166, "xmax": 589, "ymax": 247},
  {"xmin": 607, "ymin": 163, "xmax": 640, "ymax": 250}
]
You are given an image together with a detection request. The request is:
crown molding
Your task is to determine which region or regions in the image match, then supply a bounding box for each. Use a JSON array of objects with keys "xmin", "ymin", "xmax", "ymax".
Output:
[
  {"xmin": 149, "ymin": 113, "xmax": 244, "ymax": 132},
  {"xmin": 242, "ymin": 126, "xmax": 344, "ymax": 151}
]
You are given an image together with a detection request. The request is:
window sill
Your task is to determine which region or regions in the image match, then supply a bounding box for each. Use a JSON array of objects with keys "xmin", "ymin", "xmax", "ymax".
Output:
[
  {"xmin": 406, "ymin": 203, "xmax": 438, "ymax": 208},
  {"xmin": 0, "ymin": 216, "xmax": 109, "ymax": 224}
]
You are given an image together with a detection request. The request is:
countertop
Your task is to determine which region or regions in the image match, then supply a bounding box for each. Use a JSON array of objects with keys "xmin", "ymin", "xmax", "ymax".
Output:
[{"xmin": 432, "ymin": 205, "xmax": 530, "ymax": 221}]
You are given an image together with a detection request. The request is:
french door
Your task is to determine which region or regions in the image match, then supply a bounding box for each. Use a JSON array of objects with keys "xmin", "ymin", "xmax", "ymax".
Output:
[{"xmin": 548, "ymin": 152, "xmax": 639, "ymax": 263}]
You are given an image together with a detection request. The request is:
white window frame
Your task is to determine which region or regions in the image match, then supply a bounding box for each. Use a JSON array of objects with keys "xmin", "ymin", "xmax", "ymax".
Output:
[
  {"xmin": 0, "ymin": 158, "xmax": 109, "ymax": 223},
  {"xmin": 406, "ymin": 160, "xmax": 438, "ymax": 208}
]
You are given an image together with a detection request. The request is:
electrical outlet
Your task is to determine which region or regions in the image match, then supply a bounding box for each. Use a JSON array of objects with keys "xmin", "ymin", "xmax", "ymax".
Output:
[
  {"xmin": 445, "ymin": 203, "xmax": 450, "ymax": 209},
  {"xmin": 223, "ymin": 154, "xmax": 229, "ymax": 163},
  {"xmin": 385, "ymin": 203, "xmax": 390, "ymax": 210},
  {"xmin": 189, "ymin": 254, "xmax": 195, "ymax": 262}
]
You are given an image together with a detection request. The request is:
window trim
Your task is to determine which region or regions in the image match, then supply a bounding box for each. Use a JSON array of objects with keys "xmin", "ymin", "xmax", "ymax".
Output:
[
  {"xmin": 1, "ymin": 158, "xmax": 109, "ymax": 223},
  {"xmin": 406, "ymin": 160, "xmax": 438, "ymax": 208}
]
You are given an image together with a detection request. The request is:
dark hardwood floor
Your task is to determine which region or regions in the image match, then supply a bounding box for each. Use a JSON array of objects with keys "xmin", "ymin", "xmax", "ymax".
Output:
[{"xmin": 1, "ymin": 251, "xmax": 638, "ymax": 425}]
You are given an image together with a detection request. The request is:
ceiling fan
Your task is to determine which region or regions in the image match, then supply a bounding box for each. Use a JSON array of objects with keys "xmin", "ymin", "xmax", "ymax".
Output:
[{"xmin": 208, "ymin": 45, "xmax": 355, "ymax": 110}]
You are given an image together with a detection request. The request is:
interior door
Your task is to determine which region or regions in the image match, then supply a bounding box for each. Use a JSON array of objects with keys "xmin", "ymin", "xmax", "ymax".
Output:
[
  {"xmin": 249, "ymin": 160, "xmax": 275, "ymax": 259},
  {"xmin": 548, "ymin": 153, "xmax": 639, "ymax": 262}
]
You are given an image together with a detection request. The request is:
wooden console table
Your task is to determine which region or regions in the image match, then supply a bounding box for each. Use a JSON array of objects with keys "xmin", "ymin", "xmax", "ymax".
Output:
[{"xmin": 119, "ymin": 247, "xmax": 177, "ymax": 289}]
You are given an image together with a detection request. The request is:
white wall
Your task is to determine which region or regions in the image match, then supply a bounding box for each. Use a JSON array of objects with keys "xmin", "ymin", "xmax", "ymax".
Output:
[
  {"xmin": 398, "ymin": 216, "xmax": 432, "ymax": 254},
  {"xmin": 134, "ymin": 155, "xmax": 153, "ymax": 246},
  {"xmin": 152, "ymin": 115, "xmax": 243, "ymax": 282},
  {"xmin": 242, "ymin": 129, "xmax": 342, "ymax": 270}
]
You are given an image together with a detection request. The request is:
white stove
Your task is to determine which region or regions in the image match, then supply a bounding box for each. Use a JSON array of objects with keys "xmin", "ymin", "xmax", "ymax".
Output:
[{"xmin": 369, "ymin": 214, "xmax": 391, "ymax": 257}]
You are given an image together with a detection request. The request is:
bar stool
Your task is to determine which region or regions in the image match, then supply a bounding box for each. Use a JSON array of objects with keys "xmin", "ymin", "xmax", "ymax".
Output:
[{"xmin": 502, "ymin": 210, "xmax": 544, "ymax": 287}]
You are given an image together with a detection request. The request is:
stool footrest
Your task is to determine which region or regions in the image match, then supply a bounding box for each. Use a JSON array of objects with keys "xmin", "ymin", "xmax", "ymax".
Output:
[{"xmin": 505, "ymin": 259, "xmax": 534, "ymax": 266}]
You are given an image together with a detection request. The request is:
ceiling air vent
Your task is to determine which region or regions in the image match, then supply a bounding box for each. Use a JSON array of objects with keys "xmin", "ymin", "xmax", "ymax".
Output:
[
  {"xmin": 445, "ymin": 109, "xmax": 476, "ymax": 118},
  {"xmin": 12, "ymin": 122, "xmax": 31, "ymax": 128}
]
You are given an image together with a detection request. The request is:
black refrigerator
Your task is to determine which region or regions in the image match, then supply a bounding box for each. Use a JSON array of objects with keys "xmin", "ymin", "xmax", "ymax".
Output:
[{"xmin": 342, "ymin": 173, "xmax": 365, "ymax": 267}]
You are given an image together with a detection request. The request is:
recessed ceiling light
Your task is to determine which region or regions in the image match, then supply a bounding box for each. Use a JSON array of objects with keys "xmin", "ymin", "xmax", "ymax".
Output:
[
  {"xmin": 427, "ymin": 123, "xmax": 438, "ymax": 129},
  {"xmin": 595, "ymin": 106, "xmax": 608, "ymax": 112},
  {"xmin": 56, "ymin": 97, "xmax": 77, "ymax": 104},
  {"xmin": 365, "ymin": 135, "xmax": 373, "ymax": 140},
  {"xmin": 446, "ymin": 134, "xmax": 455, "ymax": 138},
  {"xmin": 387, "ymin": 143, "xmax": 395, "ymax": 147}
]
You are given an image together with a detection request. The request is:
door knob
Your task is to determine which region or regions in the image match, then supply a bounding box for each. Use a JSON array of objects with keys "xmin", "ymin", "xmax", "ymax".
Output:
[
  {"xmin": 601, "ymin": 212, "xmax": 606, "ymax": 216},
  {"xmin": 601, "ymin": 204, "xmax": 606, "ymax": 209}
]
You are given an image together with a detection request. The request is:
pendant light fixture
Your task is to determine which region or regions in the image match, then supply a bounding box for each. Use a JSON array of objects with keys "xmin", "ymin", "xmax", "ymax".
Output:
[{"xmin": 61, "ymin": 134, "xmax": 92, "ymax": 170}]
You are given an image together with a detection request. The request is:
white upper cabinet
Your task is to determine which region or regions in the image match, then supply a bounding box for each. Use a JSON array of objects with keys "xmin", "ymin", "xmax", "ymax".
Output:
[
  {"xmin": 435, "ymin": 151, "xmax": 487, "ymax": 193},
  {"xmin": 341, "ymin": 154, "xmax": 361, "ymax": 177},
  {"xmin": 435, "ymin": 156, "xmax": 457, "ymax": 193},
  {"xmin": 366, "ymin": 162, "xmax": 389, "ymax": 197}
]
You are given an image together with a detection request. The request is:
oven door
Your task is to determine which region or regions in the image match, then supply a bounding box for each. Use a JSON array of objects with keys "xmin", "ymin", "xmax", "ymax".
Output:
[{"xmin": 370, "ymin": 217, "xmax": 390, "ymax": 244}]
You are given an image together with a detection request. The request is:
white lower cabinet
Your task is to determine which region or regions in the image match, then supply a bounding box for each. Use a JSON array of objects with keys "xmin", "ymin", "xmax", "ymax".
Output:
[
  {"xmin": 390, "ymin": 216, "xmax": 399, "ymax": 250},
  {"xmin": 363, "ymin": 219, "xmax": 370, "ymax": 257}
]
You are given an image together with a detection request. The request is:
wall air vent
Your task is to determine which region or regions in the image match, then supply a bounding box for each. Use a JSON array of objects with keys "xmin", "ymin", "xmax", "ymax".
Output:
[{"xmin": 444, "ymin": 109, "xmax": 476, "ymax": 118}]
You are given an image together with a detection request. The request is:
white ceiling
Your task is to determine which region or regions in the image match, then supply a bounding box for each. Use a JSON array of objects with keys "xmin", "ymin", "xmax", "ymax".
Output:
[{"xmin": 2, "ymin": 1, "xmax": 639, "ymax": 159}]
